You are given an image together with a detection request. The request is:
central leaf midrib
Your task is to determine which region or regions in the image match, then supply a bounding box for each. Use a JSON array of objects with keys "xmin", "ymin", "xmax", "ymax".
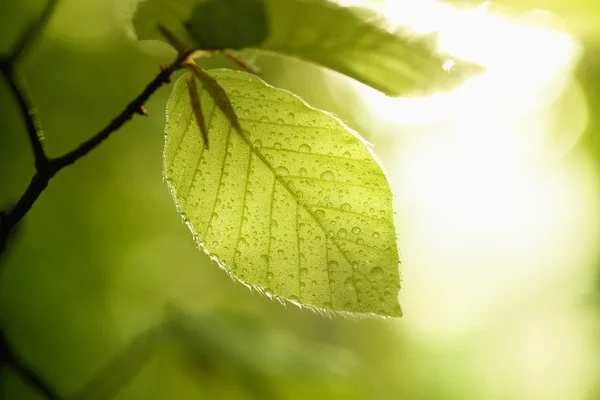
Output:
[{"xmin": 232, "ymin": 123, "xmax": 366, "ymax": 285}]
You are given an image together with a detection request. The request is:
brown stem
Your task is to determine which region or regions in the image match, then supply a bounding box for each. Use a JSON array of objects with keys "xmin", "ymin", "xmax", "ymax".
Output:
[
  {"xmin": 0, "ymin": 55, "xmax": 187, "ymax": 254},
  {"xmin": 0, "ymin": 329, "xmax": 61, "ymax": 400},
  {"xmin": 0, "ymin": 65, "xmax": 49, "ymax": 171},
  {"xmin": 6, "ymin": 0, "xmax": 59, "ymax": 65}
]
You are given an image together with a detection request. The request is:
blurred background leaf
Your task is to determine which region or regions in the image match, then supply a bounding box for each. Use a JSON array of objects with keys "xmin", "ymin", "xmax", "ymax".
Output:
[{"xmin": 133, "ymin": 0, "xmax": 484, "ymax": 96}]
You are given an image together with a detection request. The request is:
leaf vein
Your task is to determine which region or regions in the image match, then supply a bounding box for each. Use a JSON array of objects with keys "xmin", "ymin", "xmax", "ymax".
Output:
[
  {"xmin": 231, "ymin": 148, "xmax": 253, "ymax": 269},
  {"xmin": 286, "ymin": 175, "xmax": 389, "ymax": 192},
  {"xmin": 261, "ymin": 146, "xmax": 369, "ymax": 162},
  {"xmin": 265, "ymin": 176, "xmax": 277, "ymax": 283},
  {"xmin": 203, "ymin": 124, "xmax": 233, "ymax": 237},
  {"xmin": 232, "ymin": 128, "xmax": 370, "ymax": 283}
]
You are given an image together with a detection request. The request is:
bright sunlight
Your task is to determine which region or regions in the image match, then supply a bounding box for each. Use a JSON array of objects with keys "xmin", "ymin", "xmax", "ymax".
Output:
[{"xmin": 337, "ymin": 1, "xmax": 600, "ymax": 399}]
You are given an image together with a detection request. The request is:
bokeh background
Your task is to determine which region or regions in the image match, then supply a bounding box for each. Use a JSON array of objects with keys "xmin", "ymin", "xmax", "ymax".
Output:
[{"xmin": 2, "ymin": 0, "xmax": 600, "ymax": 399}]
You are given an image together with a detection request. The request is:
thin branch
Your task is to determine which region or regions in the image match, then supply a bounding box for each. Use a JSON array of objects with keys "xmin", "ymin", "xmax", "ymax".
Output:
[
  {"xmin": 0, "ymin": 329, "xmax": 62, "ymax": 400},
  {"xmin": 51, "ymin": 57, "xmax": 186, "ymax": 171},
  {"xmin": 0, "ymin": 172, "xmax": 50, "ymax": 254},
  {"xmin": 6, "ymin": 0, "xmax": 59, "ymax": 64},
  {"xmin": 1, "ymin": 65, "xmax": 49, "ymax": 170},
  {"xmin": 0, "ymin": 53, "xmax": 189, "ymax": 254}
]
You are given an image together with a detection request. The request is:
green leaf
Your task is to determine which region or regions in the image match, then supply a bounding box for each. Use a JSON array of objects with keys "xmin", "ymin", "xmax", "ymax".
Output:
[
  {"xmin": 164, "ymin": 69, "xmax": 401, "ymax": 317},
  {"xmin": 132, "ymin": 0, "xmax": 483, "ymax": 96},
  {"xmin": 166, "ymin": 308, "xmax": 358, "ymax": 377},
  {"xmin": 164, "ymin": 308, "xmax": 363, "ymax": 399}
]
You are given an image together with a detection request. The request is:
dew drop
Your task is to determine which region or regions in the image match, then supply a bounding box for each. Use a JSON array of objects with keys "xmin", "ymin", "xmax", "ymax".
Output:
[
  {"xmin": 253, "ymin": 140, "xmax": 262, "ymax": 148},
  {"xmin": 260, "ymin": 115, "xmax": 270, "ymax": 122},
  {"xmin": 323, "ymin": 302, "xmax": 332, "ymax": 309},
  {"xmin": 351, "ymin": 227, "xmax": 361, "ymax": 235},
  {"xmin": 298, "ymin": 144, "xmax": 311, "ymax": 152},
  {"xmin": 273, "ymin": 142, "xmax": 282, "ymax": 149},
  {"xmin": 320, "ymin": 170, "xmax": 335, "ymax": 181},
  {"xmin": 370, "ymin": 266, "xmax": 384, "ymax": 279},
  {"xmin": 276, "ymin": 166, "xmax": 290, "ymax": 176},
  {"xmin": 372, "ymin": 231, "xmax": 380, "ymax": 239},
  {"xmin": 340, "ymin": 203, "xmax": 351, "ymax": 212},
  {"xmin": 299, "ymin": 167, "xmax": 308, "ymax": 176},
  {"xmin": 300, "ymin": 267, "xmax": 308, "ymax": 276},
  {"xmin": 288, "ymin": 112, "xmax": 295, "ymax": 120},
  {"xmin": 337, "ymin": 228, "xmax": 348, "ymax": 238},
  {"xmin": 343, "ymin": 151, "xmax": 351, "ymax": 158},
  {"xmin": 314, "ymin": 209, "xmax": 325, "ymax": 219},
  {"xmin": 344, "ymin": 277, "xmax": 355, "ymax": 290},
  {"xmin": 327, "ymin": 260, "xmax": 338, "ymax": 269}
]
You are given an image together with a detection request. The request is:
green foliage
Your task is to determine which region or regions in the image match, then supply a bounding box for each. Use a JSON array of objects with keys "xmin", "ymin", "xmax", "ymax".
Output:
[
  {"xmin": 185, "ymin": 0, "xmax": 269, "ymax": 50},
  {"xmin": 165, "ymin": 309, "xmax": 363, "ymax": 399},
  {"xmin": 131, "ymin": 0, "xmax": 487, "ymax": 317},
  {"xmin": 133, "ymin": 0, "xmax": 483, "ymax": 96},
  {"xmin": 164, "ymin": 70, "xmax": 402, "ymax": 316}
]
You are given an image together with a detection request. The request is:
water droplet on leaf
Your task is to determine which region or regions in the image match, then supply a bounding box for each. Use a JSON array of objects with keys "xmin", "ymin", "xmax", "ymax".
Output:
[
  {"xmin": 370, "ymin": 266, "xmax": 384, "ymax": 279},
  {"xmin": 320, "ymin": 170, "xmax": 334, "ymax": 180}
]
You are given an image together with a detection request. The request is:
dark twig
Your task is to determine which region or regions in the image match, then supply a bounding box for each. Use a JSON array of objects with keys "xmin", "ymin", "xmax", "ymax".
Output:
[
  {"xmin": 50, "ymin": 54, "xmax": 187, "ymax": 172},
  {"xmin": 0, "ymin": 65, "xmax": 49, "ymax": 171},
  {"xmin": 0, "ymin": 4, "xmax": 195, "ymax": 400},
  {"xmin": 5, "ymin": 0, "xmax": 59, "ymax": 65},
  {"xmin": 0, "ymin": 329, "xmax": 61, "ymax": 399},
  {"xmin": 0, "ymin": 2, "xmax": 61, "ymax": 398},
  {"xmin": 0, "ymin": 53, "xmax": 189, "ymax": 254}
]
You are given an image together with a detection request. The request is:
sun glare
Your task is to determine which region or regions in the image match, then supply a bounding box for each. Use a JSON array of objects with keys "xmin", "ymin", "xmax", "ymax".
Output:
[{"xmin": 336, "ymin": 1, "xmax": 600, "ymax": 399}]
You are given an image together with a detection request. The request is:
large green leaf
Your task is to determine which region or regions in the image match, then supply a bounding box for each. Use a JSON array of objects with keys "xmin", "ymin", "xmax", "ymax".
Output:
[
  {"xmin": 133, "ymin": 0, "xmax": 483, "ymax": 96},
  {"xmin": 165, "ymin": 69, "xmax": 401, "ymax": 317}
]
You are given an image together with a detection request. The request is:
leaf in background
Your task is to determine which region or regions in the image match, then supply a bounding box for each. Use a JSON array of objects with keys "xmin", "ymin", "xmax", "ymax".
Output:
[
  {"xmin": 165, "ymin": 308, "xmax": 363, "ymax": 399},
  {"xmin": 132, "ymin": 0, "xmax": 484, "ymax": 96},
  {"xmin": 164, "ymin": 69, "xmax": 401, "ymax": 317},
  {"xmin": 184, "ymin": 0, "xmax": 269, "ymax": 50},
  {"xmin": 166, "ymin": 308, "xmax": 358, "ymax": 377}
]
